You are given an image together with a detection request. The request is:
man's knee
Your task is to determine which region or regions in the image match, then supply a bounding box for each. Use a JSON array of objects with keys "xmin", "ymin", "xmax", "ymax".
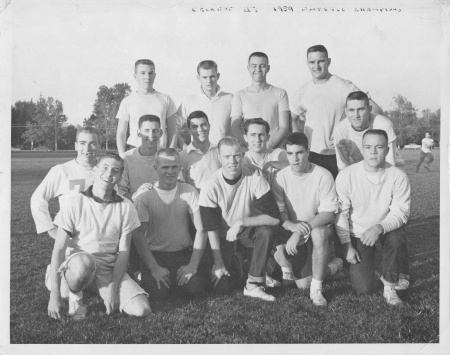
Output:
[
  {"xmin": 384, "ymin": 229, "xmax": 406, "ymax": 250},
  {"xmin": 256, "ymin": 225, "xmax": 274, "ymax": 241},
  {"xmin": 311, "ymin": 226, "xmax": 332, "ymax": 247},
  {"xmin": 123, "ymin": 295, "xmax": 152, "ymax": 317},
  {"xmin": 65, "ymin": 253, "xmax": 96, "ymax": 292},
  {"xmin": 183, "ymin": 274, "xmax": 206, "ymax": 297}
]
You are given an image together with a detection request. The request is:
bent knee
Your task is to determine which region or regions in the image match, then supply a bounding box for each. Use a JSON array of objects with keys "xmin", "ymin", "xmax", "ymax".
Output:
[
  {"xmin": 257, "ymin": 225, "xmax": 274, "ymax": 239},
  {"xmin": 124, "ymin": 295, "xmax": 152, "ymax": 317},
  {"xmin": 311, "ymin": 226, "xmax": 331, "ymax": 244},
  {"xmin": 65, "ymin": 253, "xmax": 96, "ymax": 290}
]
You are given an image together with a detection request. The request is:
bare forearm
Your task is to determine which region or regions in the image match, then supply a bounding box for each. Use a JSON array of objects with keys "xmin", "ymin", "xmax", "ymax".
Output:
[
  {"xmin": 268, "ymin": 127, "xmax": 289, "ymax": 149},
  {"xmin": 308, "ymin": 212, "xmax": 334, "ymax": 229},
  {"xmin": 110, "ymin": 250, "xmax": 129, "ymax": 288},
  {"xmin": 242, "ymin": 214, "xmax": 280, "ymax": 227},
  {"xmin": 117, "ymin": 132, "xmax": 127, "ymax": 155},
  {"xmin": 132, "ymin": 227, "xmax": 160, "ymax": 271},
  {"xmin": 207, "ymin": 230, "xmax": 224, "ymax": 266}
]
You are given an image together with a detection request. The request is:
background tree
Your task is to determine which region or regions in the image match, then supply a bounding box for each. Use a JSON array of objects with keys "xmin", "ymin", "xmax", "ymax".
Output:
[
  {"xmin": 21, "ymin": 95, "xmax": 67, "ymax": 150},
  {"xmin": 58, "ymin": 124, "xmax": 78, "ymax": 150},
  {"xmin": 11, "ymin": 100, "xmax": 36, "ymax": 149},
  {"xmin": 387, "ymin": 95, "xmax": 419, "ymax": 146},
  {"xmin": 87, "ymin": 83, "xmax": 131, "ymax": 150}
]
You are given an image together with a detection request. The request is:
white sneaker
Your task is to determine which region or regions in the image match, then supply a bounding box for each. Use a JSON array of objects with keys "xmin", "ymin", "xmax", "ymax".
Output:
[
  {"xmin": 383, "ymin": 286, "xmax": 403, "ymax": 306},
  {"xmin": 395, "ymin": 278, "xmax": 410, "ymax": 291},
  {"xmin": 310, "ymin": 288, "xmax": 327, "ymax": 307},
  {"xmin": 244, "ymin": 286, "xmax": 276, "ymax": 302},
  {"xmin": 68, "ymin": 298, "xmax": 88, "ymax": 320},
  {"xmin": 265, "ymin": 274, "xmax": 281, "ymax": 288}
]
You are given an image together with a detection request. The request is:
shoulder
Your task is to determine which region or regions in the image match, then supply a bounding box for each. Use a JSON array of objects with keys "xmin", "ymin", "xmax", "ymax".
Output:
[
  {"xmin": 312, "ymin": 164, "xmax": 334, "ymax": 181},
  {"xmin": 336, "ymin": 162, "xmax": 360, "ymax": 181},
  {"xmin": 372, "ymin": 114, "xmax": 393, "ymax": 128},
  {"xmin": 233, "ymin": 88, "xmax": 247, "ymax": 98},
  {"xmin": 121, "ymin": 148, "xmax": 137, "ymax": 160},
  {"xmin": 387, "ymin": 164, "xmax": 408, "ymax": 180},
  {"xmin": 270, "ymin": 85, "xmax": 287, "ymax": 95},
  {"xmin": 334, "ymin": 119, "xmax": 349, "ymax": 135},
  {"xmin": 201, "ymin": 169, "xmax": 222, "ymax": 190},
  {"xmin": 179, "ymin": 182, "xmax": 198, "ymax": 194}
]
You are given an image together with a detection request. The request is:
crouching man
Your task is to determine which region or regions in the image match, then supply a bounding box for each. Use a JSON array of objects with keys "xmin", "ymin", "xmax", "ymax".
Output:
[
  {"xmin": 199, "ymin": 137, "xmax": 281, "ymax": 301},
  {"xmin": 132, "ymin": 148, "xmax": 207, "ymax": 300},
  {"xmin": 47, "ymin": 153, "xmax": 151, "ymax": 320},
  {"xmin": 335, "ymin": 129, "xmax": 411, "ymax": 306}
]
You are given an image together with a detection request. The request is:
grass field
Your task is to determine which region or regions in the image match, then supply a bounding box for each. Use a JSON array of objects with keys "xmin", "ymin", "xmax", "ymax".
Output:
[{"xmin": 10, "ymin": 150, "xmax": 440, "ymax": 344}]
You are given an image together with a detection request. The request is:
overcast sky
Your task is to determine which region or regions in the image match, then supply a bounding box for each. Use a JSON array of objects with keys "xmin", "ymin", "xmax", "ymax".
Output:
[{"xmin": 5, "ymin": 0, "xmax": 444, "ymax": 126}]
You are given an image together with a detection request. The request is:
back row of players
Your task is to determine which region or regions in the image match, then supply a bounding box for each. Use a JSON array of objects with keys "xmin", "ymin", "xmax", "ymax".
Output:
[{"xmin": 32, "ymin": 45, "xmax": 410, "ymax": 320}]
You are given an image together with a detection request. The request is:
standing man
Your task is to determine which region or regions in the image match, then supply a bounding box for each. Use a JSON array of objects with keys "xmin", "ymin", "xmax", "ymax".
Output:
[
  {"xmin": 199, "ymin": 137, "xmax": 281, "ymax": 301},
  {"xmin": 178, "ymin": 60, "xmax": 233, "ymax": 145},
  {"xmin": 335, "ymin": 130, "xmax": 411, "ymax": 306},
  {"xmin": 416, "ymin": 132, "xmax": 435, "ymax": 172},
  {"xmin": 31, "ymin": 127, "xmax": 100, "ymax": 239},
  {"xmin": 116, "ymin": 59, "xmax": 178, "ymax": 155},
  {"xmin": 118, "ymin": 115, "xmax": 162, "ymax": 201},
  {"xmin": 334, "ymin": 91, "xmax": 404, "ymax": 171},
  {"xmin": 231, "ymin": 52, "xmax": 290, "ymax": 149},
  {"xmin": 179, "ymin": 110, "xmax": 221, "ymax": 191},
  {"xmin": 132, "ymin": 149, "xmax": 207, "ymax": 299},
  {"xmin": 271, "ymin": 132, "xmax": 342, "ymax": 306},
  {"xmin": 46, "ymin": 153, "xmax": 151, "ymax": 320},
  {"xmin": 291, "ymin": 45, "xmax": 380, "ymax": 179}
]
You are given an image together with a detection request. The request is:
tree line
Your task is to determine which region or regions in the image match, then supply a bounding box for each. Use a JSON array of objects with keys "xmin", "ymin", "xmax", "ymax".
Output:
[{"xmin": 11, "ymin": 86, "xmax": 440, "ymax": 150}]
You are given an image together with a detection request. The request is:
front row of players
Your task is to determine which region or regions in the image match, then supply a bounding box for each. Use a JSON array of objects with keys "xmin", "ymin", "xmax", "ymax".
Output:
[{"xmin": 43, "ymin": 118, "xmax": 410, "ymax": 320}]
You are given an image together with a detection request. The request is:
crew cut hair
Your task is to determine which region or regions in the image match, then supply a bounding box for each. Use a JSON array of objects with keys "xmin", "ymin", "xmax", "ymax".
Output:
[
  {"xmin": 155, "ymin": 147, "xmax": 180, "ymax": 161},
  {"xmin": 197, "ymin": 60, "xmax": 218, "ymax": 74},
  {"xmin": 76, "ymin": 126, "xmax": 100, "ymax": 142},
  {"xmin": 218, "ymin": 136, "xmax": 241, "ymax": 153},
  {"xmin": 306, "ymin": 45, "xmax": 328, "ymax": 58},
  {"xmin": 97, "ymin": 152, "xmax": 124, "ymax": 172},
  {"xmin": 284, "ymin": 132, "xmax": 309, "ymax": 151},
  {"xmin": 134, "ymin": 59, "xmax": 155, "ymax": 72},
  {"xmin": 362, "ymin": 129, "xmax": 389, "ymax": 145},
  {"xmin": 138, "ymin": 114, "xmax": 161, "ymax": 128},
  {"xmin": 243, "ymin": 118, "xmax": 270, "ymax": 135},
  {"xmin": 248, "ymin": 52, "xmax": 269, "ymax": 63},
  {"xmin": 346, "ymin": 91, "xmax": 370, "ymax": 107}
]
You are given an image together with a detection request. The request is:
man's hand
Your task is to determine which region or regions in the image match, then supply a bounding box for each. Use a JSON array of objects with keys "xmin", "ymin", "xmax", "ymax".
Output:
[
  {"xmin": 343, "ymin": 242, "xmax": 361, "ymax": 264},
  {"xmin": 104, "ymin": 284, "xmax": 120, "ymax": 314},
  {"xmin": 132, "ymin": 183, "xmax": 154, "ymax": 201},
  {"xmin": 283, "ymin": 220, "xmax": 311, "ymax": 236},
  {"xmin": 210, "ymin": 264, "xmax": 230, "ymax": 287},
  {"xmin": 151, "ymin": 265, "xmax": 171, "ymax": 289},
  {"xmin": 48, "ymin": 293, "xmax": 64, "ymax": 320},
  {"xmin": 285, "ymin": 233, "xmax": 301, "ymax": 256},
  {"xmin": 360, "ymin": 225, "xmax": 383, "ymax": 247},
  {"xmin": 227, "ymin": 220, "xmax": 244, "ymax": 242},
  {"xmin": 176, "ymin": 264, "xmax": 197, "ymax": 286}
]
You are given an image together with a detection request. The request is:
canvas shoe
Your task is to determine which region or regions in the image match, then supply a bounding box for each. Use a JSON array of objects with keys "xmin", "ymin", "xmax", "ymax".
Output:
[
  {"xmin": 265, "ymin": 273, "xmax": 281, "ymax": 288},
  {"xmin": 394, "ymin": 277, "xmax": 410, "ymax": 291},
  {"xmin": 310, "ymin": 288, "xmax": 327, "ymax": 307},
  {"xmin": 383, "ymin": 286, "xmax": 403, "ymax": 306},
  {"xmin": 68, "ymin": 297, "xmax": 88, "ymax": 320},
  {"xmin": 243, "ymin": 286, "xmax": 276, "ymax": 302}
]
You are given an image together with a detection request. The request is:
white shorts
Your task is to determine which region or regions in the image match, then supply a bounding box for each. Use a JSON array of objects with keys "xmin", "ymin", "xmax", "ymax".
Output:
[{"xmin": 45, "ymin": 251, "xmax": 148, "ymax": 312}]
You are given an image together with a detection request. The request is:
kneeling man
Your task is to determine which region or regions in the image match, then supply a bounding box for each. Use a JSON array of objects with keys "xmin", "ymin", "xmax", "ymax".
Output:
[
  {"xmin": 133, "ymin": 148, "xmax": 207, "ymax": 299},
  {"xmin": 199, "ymin": 137, "xmax": 281, "ymax": 301},
  {"xmin": 47, "ymin": 153, "xmax": 151, "ymax": 320},
  {"xmin": 335, "ymin": 129, "xmax": 411, "ymax": 306}
]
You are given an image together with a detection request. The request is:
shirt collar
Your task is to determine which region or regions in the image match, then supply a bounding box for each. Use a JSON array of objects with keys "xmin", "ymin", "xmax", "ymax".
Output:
[
  {"xmin": 200, "ymin": 85, "xmax": 222, "ymax": 100},
  {"xmin": 186, "ymin": 142, "xmax": 217, "ymax": 154},
  {"xmin": 81, "ymin": 185, "xmax": 123, "ymax": 204}
]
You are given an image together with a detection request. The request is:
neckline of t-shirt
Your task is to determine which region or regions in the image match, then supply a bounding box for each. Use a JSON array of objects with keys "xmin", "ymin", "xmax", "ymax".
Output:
[
  {"xmin": 362, "ymin": 164, "xmax": 387, "ymax": 184},
  {"xmin": 246, "ymin": 85, "xmax": 273, "ymax": 94}
]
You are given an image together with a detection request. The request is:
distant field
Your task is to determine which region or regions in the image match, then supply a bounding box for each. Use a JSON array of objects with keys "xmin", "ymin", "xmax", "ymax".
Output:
[{"xmin": 10, "ymin": 149, "xmax": 440, "ymax": 344}]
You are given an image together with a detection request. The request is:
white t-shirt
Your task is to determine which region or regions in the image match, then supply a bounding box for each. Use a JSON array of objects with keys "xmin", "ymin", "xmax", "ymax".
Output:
[
  {"xmin": 291, "ymin": 75, "xmax": 359, "ymax": 155},
  {"xmin": 333, "ymin": 113, "xmax": 405, "ymax": 170},
  {"xmin": 116, "ymin": 90, "xmax": 177, "ymax": 148},
  {"xmin": 199, "ymin": 167, "xmax": 270, "ymax": 236},
  {"xmin": 177, "ymin": 87, "xmax": 233, "ymax": 145},
  {"xmin": 30, "ymin": 159, "xmax": 94, "ymax": 234},
  {"xmin": 54, "ymin": 192, "xmax": 140, "ymax": 255},
  {"xmin": 231, "ymin": 85, "xmax": 290, "ymax": 137},
  {"xmin": 179, "ymin": 143, "xmax": 221, "ymax": 190},
  {"xmin": 118, "ymin": 148, "xmax": 158, "ymax": 196},
  {"xmin": 335, "ymin": 162, "xmax": 411, "ymax": 243},
  {"xmin": 421, "ymin": 137, "xmax": 434, "ymax": 153},
  {"xmin": 242, "ymin": 148, "xmax": 285, "ymax": 184}
]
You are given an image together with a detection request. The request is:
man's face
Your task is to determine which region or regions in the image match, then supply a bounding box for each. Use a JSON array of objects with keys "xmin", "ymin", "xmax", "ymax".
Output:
[
  {"xmin": 426, "ymin": 133, "xmax": 431, "ymax": 139},
  {"xmin": 247, "ymin": 56, "xmax": 270, "ymax": 83},
  {"xmin": 197, "ymin": 68, "xmax": 220, "ymax": 93},
  {"xmin": 138, "ymin": 121, "xmax": 161, "ymax": 147},
  {"xmin": 189, "ymin": 117, "xmax": 210, "ymax": 144},
  {"xmin": 75, "ymin": 132, "xmax": 99, "ymax": 163},
  {"xmin": 135, "ymin": 64, "xmax": 156, "ymax": 91},
  {"xmin": 244, "ymin": 123, "xmax": 269, "ymax": 153},
  {"xmin": 93, "ymin": 157, "xmax": 123, "ymax": 189},
  {"xmin": 362, "ymin": 134, "xmax": 389, "ymax": 170},
  {"xmin": 154, "ymin": 154, "xmax": 181, "ymax": 186},
  {"xmin": 286, "ymin": 144, "xmax": 310, "ymax": 175},
  {"xmin": 306, "ymin": 51, "xmax": 331, "ymax": 80},
  {"xmin": 345, "ymin": 99, "xmax": 372, "ymax": 132},
  {"xmin": 218, "ymin": 144, "xmax": 243, "ymax": 177}
]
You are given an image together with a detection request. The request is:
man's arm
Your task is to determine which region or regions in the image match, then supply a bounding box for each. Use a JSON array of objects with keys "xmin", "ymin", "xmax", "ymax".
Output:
[
  {"xmin": 116, "ymin": 119, "xmax": 128, "ymax": 155},
  {"xmin": 47, "ymin": 227, "xmax": 70, "ymax": 320},
  {"xmin": 166, "ymin": 114, "xmax": 178, "ymax": 149},
  {"xmin": 132, "ymin": 223, "xmax": 170, "ymax": 289},
  {"xmin": 207, "ymin": 229, "xmax": 230, "ymax": 286},
  {"xmin": 231, "ymin": 115, "xmax": 246, "ymax": 147},
  {"xmin": 267, "ymin": 111, "xmax": 290, "ymax": 149}
]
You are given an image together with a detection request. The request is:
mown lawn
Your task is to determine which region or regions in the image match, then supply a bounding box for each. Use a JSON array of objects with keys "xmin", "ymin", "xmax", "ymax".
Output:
[{"xmin": 10, "ymin": 150, "xmax": 440, "ymax": 344}]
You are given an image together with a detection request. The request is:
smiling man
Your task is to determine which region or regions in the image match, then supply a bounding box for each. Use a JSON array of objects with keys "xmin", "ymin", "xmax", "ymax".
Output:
[
  {"xmin": 31, "ymin": 127, "xmax": 100, "ymax": 239},
  {"xmin": 116, "ymin": 59, "xmax": 178, "ymax": 154},
  {"xmin": 335, "ymin": 130, "xmax": 411, "ymax": 306},
  {"xmin": 231, "ymin": 52, "xmax": 290, "ymax": 149},
  {"xmin": 46, "ymin": 153, "xmax": 151, "ymax": 320},
  {"xmin": 291, "ymin": 45, "xmax": 380, "ymax": 179},
  {"xmin": 177, "ymin": 60, "xmax": 233, "ymax": 145},
  {"xmin": 334, "ymin": 91, "xmax": 404, "ymax": 171},
  {"xmin": 132, "ymin": 148, "xmax": 207, "ymax": 300}
]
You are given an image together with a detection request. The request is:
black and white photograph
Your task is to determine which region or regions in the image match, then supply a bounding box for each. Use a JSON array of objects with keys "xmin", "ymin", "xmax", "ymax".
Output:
[{"xmin": 1, "ymin": 0, "xmax": 449, "ymax": 353}]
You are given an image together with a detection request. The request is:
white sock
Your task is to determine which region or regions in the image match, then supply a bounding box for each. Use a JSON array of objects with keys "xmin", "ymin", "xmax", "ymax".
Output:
[
  {"xmin": 380, "ymin": 275, "xmax": 395, "ymax": 287},
  {"xmin": 310, "ymin": 278, "xmax": 323, "ymax": 292},
  {"xmin": 69, "ymin": 290, "xmax": 83, "ymax": 302}
]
